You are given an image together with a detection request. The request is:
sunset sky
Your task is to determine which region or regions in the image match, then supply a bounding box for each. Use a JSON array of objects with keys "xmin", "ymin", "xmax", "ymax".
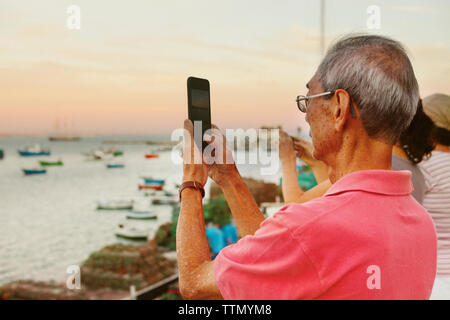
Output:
[{"xmin": 0, "ymin": 0, "xmax": 449, "ymax": 136}]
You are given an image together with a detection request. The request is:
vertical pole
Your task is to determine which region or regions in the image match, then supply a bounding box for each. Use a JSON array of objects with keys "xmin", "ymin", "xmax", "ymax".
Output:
[
  {"xmin": 320, "ymin": 0, "xmax": 325, "ymax": 57},
  {"xmin": 130, "ymin": 285, "xmax": 136, "ymax": 300}
]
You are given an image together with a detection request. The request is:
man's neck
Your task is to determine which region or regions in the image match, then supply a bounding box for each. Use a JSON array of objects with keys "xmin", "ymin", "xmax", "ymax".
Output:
[{"xmin": 327, "ymin": 135, "xmax": 393, "ymax": 183}]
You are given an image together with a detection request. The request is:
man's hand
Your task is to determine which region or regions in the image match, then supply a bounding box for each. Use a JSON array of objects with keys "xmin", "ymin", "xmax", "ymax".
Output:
[
  {"xmin": 178, "ymin": 120, "xmax": 223, "ymax": 300},
  {"xmin": 182, "ymin": 119, "xmax": 208, "ymax": 185},
  {"xmin": 203, "ymin": 124, "xmax": 239, "ymax": 187}
]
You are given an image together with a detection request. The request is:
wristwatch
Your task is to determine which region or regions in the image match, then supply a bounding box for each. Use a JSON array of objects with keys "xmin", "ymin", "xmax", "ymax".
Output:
[{"xmin": 179, "ymin": 181, "xmax": 205, "ymax": 201}]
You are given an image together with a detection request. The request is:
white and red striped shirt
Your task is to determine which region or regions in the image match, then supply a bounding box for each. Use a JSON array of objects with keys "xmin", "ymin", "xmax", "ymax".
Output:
[{"xmin": 420, "ymin": 151, "xmax": 450, "ymax": 277}]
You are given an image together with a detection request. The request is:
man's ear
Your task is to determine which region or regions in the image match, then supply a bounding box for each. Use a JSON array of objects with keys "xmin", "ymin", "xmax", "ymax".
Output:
[{"xmin": 333, "ymin": 89, "xmax": 351, "ymax": 132}]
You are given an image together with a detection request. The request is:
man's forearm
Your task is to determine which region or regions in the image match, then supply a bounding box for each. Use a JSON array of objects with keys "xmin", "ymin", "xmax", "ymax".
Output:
[
  {"xmin": 176, "ymin": 188, "xmax": 211, "ymax": 295},
  {"xmin": 219, "ymin": 169, "xmax": 265, "ymax": 237},
  {"xmin": 281, "ymin": 154, "xmax": 305, "ymax": 203}
]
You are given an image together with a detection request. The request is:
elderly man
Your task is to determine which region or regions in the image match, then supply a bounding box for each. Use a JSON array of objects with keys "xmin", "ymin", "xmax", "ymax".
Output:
[{"xmin": 177, "ymin": 34, "xmax": 437, "ymax": 300}]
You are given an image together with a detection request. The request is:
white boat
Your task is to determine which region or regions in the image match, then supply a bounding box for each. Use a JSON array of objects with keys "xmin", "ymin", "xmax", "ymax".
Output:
[
  {"xmin": 18, "ymin": 144, "xmax": 51, "ymax": 156},
  {"xmin": 260, "ymin": 202, "xmax": 284, "ymax": 218},
  {"xmin": 151, "ymin": 145, "xmax": 173, "ymax": 152},
  {"xmin": 84, "ymin": 149, "xmax": 114, "ymax": 161},
  {"xmin": 150, "ymin": 195, "xmax": 178, "ymax": 205},
  {"xmin": 144, "ymin": 188, "xmax": 178, "ymax": 205},
  {"xmin": 114, "ymin": 223, "xmax": 156, "ymax": 240},
  {"xmin": 143, "ymin": 190, "xmax": 165, "ymax": 197},
  {"xmin": 126, "ymin": 210, "xmax": 157, "ymax": 220},
  {"xmin": 97, "ymin": 200, "xmax": 134, "ymax": 210}
]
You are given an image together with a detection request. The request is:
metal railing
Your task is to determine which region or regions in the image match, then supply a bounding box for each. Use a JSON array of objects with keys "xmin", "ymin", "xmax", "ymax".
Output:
[{"xmin": 123, "ymin": 273, "xmax": 179, "ymax": 300}]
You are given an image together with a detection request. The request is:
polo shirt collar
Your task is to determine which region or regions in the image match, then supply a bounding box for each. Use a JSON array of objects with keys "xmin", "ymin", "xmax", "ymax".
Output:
[{"xmin": 324, "ymin": 170, "xmax": 413, "ymax": 197}]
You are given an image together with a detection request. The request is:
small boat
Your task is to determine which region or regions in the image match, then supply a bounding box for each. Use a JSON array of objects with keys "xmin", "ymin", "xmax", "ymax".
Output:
[
  {"xmin": 145, "ymin": 154, "xmax": 159, "ymax": 159},
  {"xmin": 39, "ymin": 160, "xmax": 63, "ymax": 166},
  {"xmin": 144, "ymin": 189, "xmax": 177, "ymax": 197},
  {"xmin": 49, "ymin": 136, "xmax": 81, "ymax": 141},
  {"xmin": 145, "ymin": 188, "xmax": 178, "ymax": 205},
  {"xmin": 126, "ymin": 210, "xmax": 157, "ymax": 220},
  {"xmin": 138, "ymin": 184, "xmax": 163, "ymax": 191},
  {"xmin": 114, "ymin": 224, "xmax": 153, "ymax": 240},
  {"xmin": 18, "ymin": 145, "xmax": 51, "ymax": 157},
  {"xmin": 0, "ymin": 149, "xmax": 3, "ymax": 159},
  {"xmin": 150, "ymin": 195, "xmax": 178, "ymax": 205},
  {"xmin": 143, "ymin": 190, "xmax": 162, "ymax": 197},
  {"xmin": 97, "ymin": 200, "xmax": 134, "ymax": 210},
  {"xmin": 142, "ymin": 177, "xmax": 165, "ymax": 185},
  {"xmin": 83, "ymin": 149, "xmax": 113, "ymax": 161},
  {"xmin": 152, "ymin": 145, "xmax": 173, "ymax": 152},
  {"xmin": 107, "ymin": 163, "xmax": 125, "ymax": 169},
  {"xmin": 23, "ymin": 168, "xmax": 47, "ymax": 175},
  {"xmin": 112, "ymin": 150, "xmax": 123, "ymax": 157}
]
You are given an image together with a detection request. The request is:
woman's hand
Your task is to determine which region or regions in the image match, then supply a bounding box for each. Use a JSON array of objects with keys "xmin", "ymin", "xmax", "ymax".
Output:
[
  {"xmin": 182, "ymin": 119, "xmax": 208, "ymax": 185},
  {"xmin": 292, "ymin": 136, "xmax": 329, "ymax": 183},
  {"xmin": 292, "ymin": 137, "xmax": 317, "ymax": 167},
  {"xmin": 278, "ymin": 130, "xmax": 296, "ymax": 162}
]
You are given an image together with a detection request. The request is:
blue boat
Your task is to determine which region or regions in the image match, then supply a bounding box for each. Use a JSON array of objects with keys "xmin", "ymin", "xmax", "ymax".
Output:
[
  {"xmin": 107, "ymin": 163, "xmax": 125, "ymax": 169},
  {"xmin": 23, "ymin": 168, "xmax": 47, "ymax": 175},
  {"xmin": 18, "ymin": 145, "xmax": 51, "ymax": 157},
  {"xmin": 19, "ymin": 151, "xmax": 51, "ymax": 156},
  {"xmin": 143, "ymin": 178, "xmax": 165, "ymax": 185}
]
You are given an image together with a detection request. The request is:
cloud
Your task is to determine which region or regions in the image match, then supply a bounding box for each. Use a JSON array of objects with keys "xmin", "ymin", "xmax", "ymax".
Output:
[
  {"xmin": 391, "ymin": 5, "xmax": 437, "ymax": 14},
  {"xmin": 0, "ymin": 2, "xmax": 448, "ymax": 135},
  {"xmin": 18, "ymin": 24, "xmax": 66, "ymax": 39}
]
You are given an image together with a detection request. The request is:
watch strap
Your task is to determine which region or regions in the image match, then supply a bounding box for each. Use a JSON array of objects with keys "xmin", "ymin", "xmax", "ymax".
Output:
[{"xmin": 179, "ymin": 181, "xmax": 205, "ymax": 201}]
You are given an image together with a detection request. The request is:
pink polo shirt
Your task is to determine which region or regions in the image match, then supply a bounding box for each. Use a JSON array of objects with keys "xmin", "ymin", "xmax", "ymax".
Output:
[{"xmin": 214, "ymin": 170, "xmax": 437, "ymax": 299}]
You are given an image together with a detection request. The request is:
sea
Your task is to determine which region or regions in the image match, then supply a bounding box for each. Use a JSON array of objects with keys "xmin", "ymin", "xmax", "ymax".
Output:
[{"xmin": 0, "ymin": 135, "xmax": 282, "ymax": 285}]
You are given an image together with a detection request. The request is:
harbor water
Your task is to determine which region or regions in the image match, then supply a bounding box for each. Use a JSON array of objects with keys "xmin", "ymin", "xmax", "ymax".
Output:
[{"xmin": 0, "ymin": 135, "xmax": 281, "ymax": 285}]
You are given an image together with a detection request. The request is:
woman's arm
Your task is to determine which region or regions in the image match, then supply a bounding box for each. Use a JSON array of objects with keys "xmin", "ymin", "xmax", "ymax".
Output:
[
  {"xmin": 279, "ymin": 131, "xmax": 331, "ymax": 203},
  {"xmin": 280, "ymin": 149, "xmax": 305, "ymax": 203},
  {"xmin": 293, "ymin": 136, "xmax": 329, "ymax": 183},
  {"xmin": 280, "ymin": 152, "xmax": 332, "ymax": 203}
]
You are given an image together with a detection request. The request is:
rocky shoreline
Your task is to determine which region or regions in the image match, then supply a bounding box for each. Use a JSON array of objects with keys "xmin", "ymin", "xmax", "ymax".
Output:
[
  {"xmin": 0, "ymin": 177, "xmax": 282, "ymax": 300},
  {"xmin": 0, "ymin": 240, "xmax": 178, "ymax": 300}
]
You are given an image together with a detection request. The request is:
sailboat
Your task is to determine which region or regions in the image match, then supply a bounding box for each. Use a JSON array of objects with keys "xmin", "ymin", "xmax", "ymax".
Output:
[{"xmin": 48, "ymin": 119, "xmax": 81, "ymax": 141}]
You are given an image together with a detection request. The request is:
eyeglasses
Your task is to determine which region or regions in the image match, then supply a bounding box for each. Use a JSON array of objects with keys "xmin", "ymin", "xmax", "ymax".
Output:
[
  {"xmin": 296, "ymin": 90, "xmax": 357, "ymax": 118},
  {"xmin": 296, "ymin": 91, "xmax": 335, "ymax": 112}
]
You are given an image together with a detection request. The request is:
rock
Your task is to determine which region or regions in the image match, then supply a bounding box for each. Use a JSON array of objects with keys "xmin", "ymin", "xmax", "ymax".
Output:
[
  {"xmin": 210, "ymin": 177, "xmax": 282, "ymax": 206},
  {"xmin": 80, "ymin": 243, "xmax": 176, "ymax": 291}
]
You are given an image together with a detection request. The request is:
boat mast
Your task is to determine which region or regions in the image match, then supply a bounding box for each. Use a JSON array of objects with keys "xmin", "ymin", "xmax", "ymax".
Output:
[
  {"xmin": 320, "ymin": 0, "xmax": 325, "ymax": 57},
  {"xmin": 64, "ymin": 121, "xmax": 68, "ymax": 138},
  {"xmin": 55, "ymin": 119, "xmax": 60, "ymax": 137}
]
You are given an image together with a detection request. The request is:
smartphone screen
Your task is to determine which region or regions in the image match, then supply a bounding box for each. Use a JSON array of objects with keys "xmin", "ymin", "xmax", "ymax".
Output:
[{"xmin": 187, "ymin": 77, "xmax": 211, "ymax": 150}]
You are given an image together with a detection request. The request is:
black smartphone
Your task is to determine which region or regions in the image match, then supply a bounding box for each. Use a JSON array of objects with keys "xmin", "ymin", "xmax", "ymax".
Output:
[{"xmin": 187, "ymin": 76, "xmax": 211, "ymax": 151}]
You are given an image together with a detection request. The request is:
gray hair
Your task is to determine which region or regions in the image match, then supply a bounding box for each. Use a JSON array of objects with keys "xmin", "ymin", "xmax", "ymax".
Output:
[{"xmin": 317, "ymin": 34, "xmax": 419, "ymax": 144}]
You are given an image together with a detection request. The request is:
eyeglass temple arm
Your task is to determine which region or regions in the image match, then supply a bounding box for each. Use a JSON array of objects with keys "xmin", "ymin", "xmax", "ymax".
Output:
[
  {"xmin": 296, "ymin": 91, "xmax": 357, "ymax": 118},
  {"xmin": 349, "ymin": 100, "xmax": 357, "ymax": 118},
  {"xmin": 328, "ymin": 90, "xmax": 357, "ymax": 118}
]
